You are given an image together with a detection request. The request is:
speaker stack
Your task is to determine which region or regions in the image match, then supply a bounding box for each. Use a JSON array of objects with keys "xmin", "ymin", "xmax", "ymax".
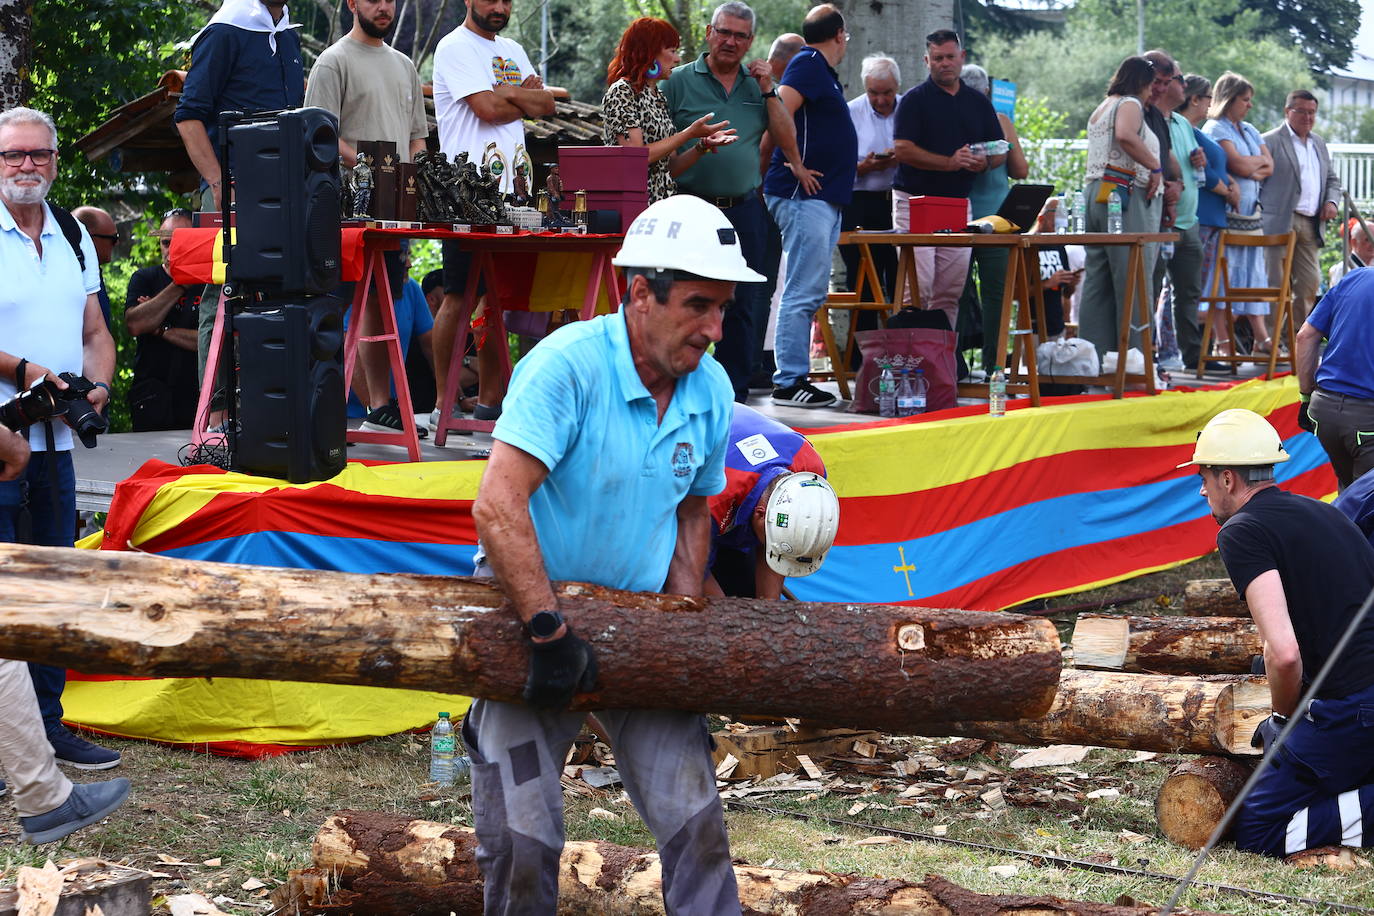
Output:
[{"xmin": 222, "ymin": 108, "xmax": 347, "ymax": 484}]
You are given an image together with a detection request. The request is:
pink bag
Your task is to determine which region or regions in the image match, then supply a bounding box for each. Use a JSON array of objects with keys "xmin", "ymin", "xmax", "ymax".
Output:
[{"xmin": 848, "ymin": 327, "xmax": 959, "ymax": 414}]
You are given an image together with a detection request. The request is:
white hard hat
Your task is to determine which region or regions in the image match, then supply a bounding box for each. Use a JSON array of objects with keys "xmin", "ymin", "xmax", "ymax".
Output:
[
  {"xmin": 1177, "ymin": 408, "xmax": 1290, "ymax": 469},
  {"xmin": 612, "ymin": 194, "xmax": 765, "ymax": 283},
  {"xmin": 763, "ymin": 472, "xmax": 840, "ymax": 577}
]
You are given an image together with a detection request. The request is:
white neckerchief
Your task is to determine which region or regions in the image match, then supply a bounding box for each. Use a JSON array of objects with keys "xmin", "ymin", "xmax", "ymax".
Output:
[{"xmin": 191, "ymin": 0, "xmax": 301, "ymax": 55}]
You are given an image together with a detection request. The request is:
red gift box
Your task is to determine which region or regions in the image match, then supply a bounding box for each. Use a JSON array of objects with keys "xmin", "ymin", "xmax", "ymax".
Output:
[
  {"xmin": 908, "ymin": 195, "xmax": 968, "ymax": 233},
  {"xmin": 558, "ymin": 146, "xmax": 649, "ymax": 193},
  {"xmin": 584, "ymin": 190, "xmax": 648, "ymax": 231}
]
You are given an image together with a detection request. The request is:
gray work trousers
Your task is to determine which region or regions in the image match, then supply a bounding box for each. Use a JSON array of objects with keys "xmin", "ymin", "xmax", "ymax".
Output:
[
  {"xmin": 1078, "ymin": 179, "xmax": 1162, "ymax": 359},
  {"xmin": 463, "ymin": 699, "xmax": 740, "ymax": 916},
  {"xmin": 0, "ymin": 659, "xmax": 72, "ymax": 817},
  {"xmin": 1310, "ymin": 387, "xmax": 1374, "ymax": 492}
]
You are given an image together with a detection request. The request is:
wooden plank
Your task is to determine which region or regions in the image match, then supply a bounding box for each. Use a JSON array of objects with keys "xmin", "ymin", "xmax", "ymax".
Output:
[{"xmin": 710, "ymin": 725, "xmax": 880, "ymax": 780}]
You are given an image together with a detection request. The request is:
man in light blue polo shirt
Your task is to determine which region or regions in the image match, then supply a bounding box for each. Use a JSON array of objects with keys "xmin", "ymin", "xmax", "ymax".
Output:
[
  {"xmin": 467, "ymin": 195, "xmax": 762, "ymax": 915},
  {"xmin": 0, "ymin": 107, "xmax": 121, "ymax": 772}
]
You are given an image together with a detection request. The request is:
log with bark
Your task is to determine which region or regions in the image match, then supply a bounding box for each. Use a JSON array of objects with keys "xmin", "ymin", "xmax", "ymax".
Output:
[
  {"xmin": 0, "ymin": 543, "xmax": 1061, "ymax": 730},
  {"xmin": 1155, "ymin": 756, "xmax": 1254, "ymax": 850},
  {"xmin": 272, "ymin": 811, "xmax": 1223, "ymax": 916},
  {"xmin": 1184, "ymin": 579, "xmax": 1247, "ymax": 617},
  {"xmin": 1071, "ymin": 615, "xmax": 1261, "ymax": 675},
  {"xmin": 923, "ymin": 669, "xmax": 1269, "ymax": 756}
]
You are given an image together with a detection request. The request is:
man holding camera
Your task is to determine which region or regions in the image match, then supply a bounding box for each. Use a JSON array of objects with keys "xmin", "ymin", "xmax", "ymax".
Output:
[{"xmin": 0, "ymin": 107, "xmax": 121, "ymax": 770}]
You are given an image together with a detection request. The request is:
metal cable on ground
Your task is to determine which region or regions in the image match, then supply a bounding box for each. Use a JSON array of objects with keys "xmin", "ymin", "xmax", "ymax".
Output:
[
  {"xmin": 726, "ymin": 800, "xmax": 1374, "ymax": 913},
  {"xmin": 1159, "ymin": 581, "xmax": 1374, "ymax": 915}
]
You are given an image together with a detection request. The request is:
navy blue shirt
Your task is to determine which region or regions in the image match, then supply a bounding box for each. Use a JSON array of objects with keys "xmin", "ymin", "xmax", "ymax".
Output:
[
  {"xmin": 763, "ymin": 48, "xmax": 857, "ymax": 206},
  {"xmin": 174, "ymin": 23, "xmax": 305, "ymax": 150},
  {"xmin": 892, "ymin": 77, "xmax": 1002, "ymax": 197},
  {"xmin": 1334, "ymin": 469, "xmax": 1374, "ymax": 548}
]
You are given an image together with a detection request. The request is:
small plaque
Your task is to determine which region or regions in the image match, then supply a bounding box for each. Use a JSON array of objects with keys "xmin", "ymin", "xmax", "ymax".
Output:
[
  {"xmin": 452, "ymin": 223, "xmax": 472, "ymax": 233},
  {"xmin": 496, "ymin": 224, "xmax": 515, "ymax": 235}
]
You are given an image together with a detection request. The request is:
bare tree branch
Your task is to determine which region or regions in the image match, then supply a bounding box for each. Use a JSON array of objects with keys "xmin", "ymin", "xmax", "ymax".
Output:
[{"xmin": 415, "ymin": 0, "xmax": 453, "ymax": 69}]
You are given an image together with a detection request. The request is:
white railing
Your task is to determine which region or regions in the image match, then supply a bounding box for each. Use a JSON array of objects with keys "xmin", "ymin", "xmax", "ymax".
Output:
[{"xmin": 1024, "ymin": 140, "xmax": 1374, "ymax": 208}]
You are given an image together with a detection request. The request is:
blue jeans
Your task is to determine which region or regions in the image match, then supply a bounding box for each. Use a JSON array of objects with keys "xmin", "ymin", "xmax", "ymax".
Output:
[
  {"xmin": 714, "ymin": 194, "xmax": 771, "ymax": 401},
  {"xmin": 0, "ymin": 448, "xmax": 75, "ymax": 728},
  {"xmin": 765, "ymin": 195, "xmax": 842, "ymax": 389}
]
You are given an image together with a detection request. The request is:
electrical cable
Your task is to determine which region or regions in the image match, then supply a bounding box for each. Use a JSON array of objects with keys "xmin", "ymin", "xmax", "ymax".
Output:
[
  {"xmin": 725, "ymin": 800, "xmax": 1374, "ymax": 914},
  {"xmin": 1158, "ymin": 580, "xmax": 1374, "ymax": 915}
]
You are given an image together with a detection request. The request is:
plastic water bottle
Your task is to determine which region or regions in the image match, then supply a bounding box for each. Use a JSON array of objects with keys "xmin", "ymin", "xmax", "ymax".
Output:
[
  {"xmin": 912, "ymin": 368, "xmax": 928, "ymax": 412},
  {"xmin": 1106, "ymin": 193, "xmax": 1123, "ymax": 234},
  {"xmin": 1194, "ymin": 162, "xmax": 1207, "ymax": 188},
  {"xmin": 877, "ymin": 363, "xmax": 897, "ymax": 418},
  {"xmin": 1161, "ymin": 241, "xmax": 1175, "ymax": 260},
  {"xmin": 988, "ymin": 367, "xmax": 1006, "ymax": 417},
  {"xmin": 896, "ymin": 369, "xmax": 916, "ymax": 417},
  {"xmin": 972, "ymin": 139, "xmax": 1011, "ymax": 156},
  {"xmin": 430, "ymin": 712, "xmax": 459, "ymax": 786},
  {"xmin": 1054, "ymin": 197, "xmax": 1068, "ymax": 234},
  {"xmin": 1071, "ymin": 190, "xmax": 1086, "ymax": 234}
]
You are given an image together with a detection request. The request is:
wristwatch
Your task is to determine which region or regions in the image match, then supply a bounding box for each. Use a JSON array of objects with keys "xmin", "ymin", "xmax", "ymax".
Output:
[
  {"xmin": 762, "ymin": 88, "xmax": 779, "ymax": 99},
  {"xmin": 528, "ymin": 610, "xmax": 565, "ymax": 640}
]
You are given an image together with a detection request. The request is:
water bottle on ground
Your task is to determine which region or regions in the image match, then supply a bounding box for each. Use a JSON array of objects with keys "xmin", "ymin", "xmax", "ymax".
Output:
[
  {"xmin": 896, "ymin": 369, "xmax": 916, "ymax": 417},
  {"xmin": 988, "ymin": 367, "xmax": 1007, "ymax": 418},
  {"xmin": 1106, "ymin": 193, "xmax": 1123, "ymax": 234},
  {"xmin": 912, "ymin": 368, "xmax": 928, "ymax": 412},
  {"xmin": 430, "ymin": 712, "xmax": 460, "ymax": 787},
  {"xmin": 1071, "ymin": 190, "xmax": 1086, "ymax": 234},
  {"xmin": 877, "ymin": 363, "xmax": 897, "ymax": 418}
]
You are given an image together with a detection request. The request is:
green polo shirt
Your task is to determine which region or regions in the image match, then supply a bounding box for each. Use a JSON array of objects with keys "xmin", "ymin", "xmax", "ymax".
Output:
[{"xmin": 662, "ymin": 53, "xmax": 769, "ymax": 198}]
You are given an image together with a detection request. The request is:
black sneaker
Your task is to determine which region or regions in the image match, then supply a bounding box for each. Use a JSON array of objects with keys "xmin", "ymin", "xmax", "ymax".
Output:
[
  {"xmin": 747, "ymin": 368, "xmax": 775, "ymax": 393},
  {"xmin": 48, "ymin": 725, "xmax": 122, "ymax": 770},
  {"xmin": 772, "ymin": 382, "xmax": 838, "ymax": 409},
  {"xmin": 361, "ymin": 401, "xmax": 404, "ymax": 433}
]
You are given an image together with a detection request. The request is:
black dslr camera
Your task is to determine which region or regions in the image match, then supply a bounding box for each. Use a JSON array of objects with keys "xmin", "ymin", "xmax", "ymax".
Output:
[{"xmin": 0, "ymin": 373, "xmax": 108, "ymax": 448}]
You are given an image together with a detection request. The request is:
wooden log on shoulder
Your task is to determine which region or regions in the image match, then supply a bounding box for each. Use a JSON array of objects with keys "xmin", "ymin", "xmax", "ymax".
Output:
[
  {"xmin": 0, "ymin": 543, "xmax": 1061, "ymax": 730},
  {"xmin": 923, "ymin": 669, "xmax": 1268, "ymax": 756},
  {"xmin": 1156, "ymin": 756, "xmax": 1255, "ymax": 849},
  {"xmin": 1071, "ymin": 615, "xmax": 1261, "ymax": 675},
  {"xmin": 274, "ymin": 811, "xmax": 1224, "ymax": 916},
  {"xmin": 1184, "ymin": 579, "xmax": 1248, "ymax": 617}
]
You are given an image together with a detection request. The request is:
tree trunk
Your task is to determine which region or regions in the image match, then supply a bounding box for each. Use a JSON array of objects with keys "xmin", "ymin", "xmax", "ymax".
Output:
[
  {"xmin": 278, "ymin": 811, "xmax": 1224, "ymax": 916},
  {"xmin": 924, "ymin": 669, "xmax": 1269, "ymax": 756},
  {"xmin": 0, "ymin": 544, "xmax": 1061, "ymax": 730},
  {"xmin": 1071, "ymin": 615, "xmax": 1261, "ymax": 675},
  {"xmin": 834, "ymin": 0, "xmax": 956, "ymax": 95},
  {"xmin": 1184, "ymin": 579, "xmax": 1247, "ymax": 617},
  {"xmin": 0, "ymin": 0, "xmax": 32, "ymax": 110},
  {"xmin": 1156, "ymin": 756, "xmax": 1254, "ymax": 850}
]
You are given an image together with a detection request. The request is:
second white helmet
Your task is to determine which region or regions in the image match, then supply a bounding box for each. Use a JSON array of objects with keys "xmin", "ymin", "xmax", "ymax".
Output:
[
  {"xmin": 762, "ymin": 472, "xmax": 840, "ymax": 577},
  {"xmin": 612, "ymin": 195, "xmax": 765, "ymax": 283}
]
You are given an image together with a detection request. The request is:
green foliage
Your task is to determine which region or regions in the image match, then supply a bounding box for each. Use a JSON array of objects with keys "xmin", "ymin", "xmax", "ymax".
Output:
[
  {"xmin": 99, "ymin": 214, "xmax": 167, "ymax": 434},
  {"xmin": 1323, "ymin": 105, "xmax": 1374, "ymax": 144},
  {"xmin": 1234, "ymin": 0, "xmax": 1359, "ymax": 77},
  {"xmin": 1014, "ymin": 97, "xmax": 1086, "ymax": 197},
  {"xmin": 27, "ymin": 0, "xmax": 204, "ymax": 204},
  {"xmin": 978, "ymin": 0, "xmax": 1312, "ymax": 136}
]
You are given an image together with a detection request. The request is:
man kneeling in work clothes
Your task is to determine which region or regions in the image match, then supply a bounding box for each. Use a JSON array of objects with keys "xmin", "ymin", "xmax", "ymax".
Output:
[
  {"xmin": 468, "ymin": 194, "xmax": 764, "ymax": 914},
  {"xmin": 1181, "ymin": 408, "xmax": 1374, "ymax": 857}
]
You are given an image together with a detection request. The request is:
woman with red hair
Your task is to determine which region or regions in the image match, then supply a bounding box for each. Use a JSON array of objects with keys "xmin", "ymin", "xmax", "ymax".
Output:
[{"xmin": 601, "ymin": 17, "xmax": 735, "ymax": 203}]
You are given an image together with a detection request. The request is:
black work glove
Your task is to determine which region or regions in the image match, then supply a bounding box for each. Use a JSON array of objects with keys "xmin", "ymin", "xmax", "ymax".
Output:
[
  {"xmin": 1297, "ymin": 398, "xmax": 1316, "ymax": 434},
  {"xmin": 523, "ymin": 628, "xmax": 598, "ymax": 710},
  {"xmin": 1250, "ymin": 713, "xmax": 1288, "ymax": 754}
]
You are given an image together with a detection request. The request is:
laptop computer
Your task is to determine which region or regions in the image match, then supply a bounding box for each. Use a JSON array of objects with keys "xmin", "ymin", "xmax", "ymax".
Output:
[{"xmin": 988, "ymin": 183, "xmax": 1055, "ymax": 232}]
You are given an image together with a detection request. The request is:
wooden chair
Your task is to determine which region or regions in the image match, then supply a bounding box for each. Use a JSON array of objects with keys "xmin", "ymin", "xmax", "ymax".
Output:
[
  {"xmin": 1195, "ymin": 230, "xmax": 1297, "ymax": 380},
  {"xmin": 814, "ymin": 234, "xmax": 898, "ymax": 400}
]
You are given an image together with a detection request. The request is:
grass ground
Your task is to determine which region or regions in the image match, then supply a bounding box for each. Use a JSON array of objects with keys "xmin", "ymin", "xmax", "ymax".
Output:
[{"xmin": 3, "ymin": 553, "xmax": 1372, "ymax": 914}]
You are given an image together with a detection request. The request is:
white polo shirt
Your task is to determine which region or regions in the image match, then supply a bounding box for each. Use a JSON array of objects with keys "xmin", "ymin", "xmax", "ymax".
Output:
[{"xmin": 0, "ymin": 201, "xmax": 101, "ymax": 451}]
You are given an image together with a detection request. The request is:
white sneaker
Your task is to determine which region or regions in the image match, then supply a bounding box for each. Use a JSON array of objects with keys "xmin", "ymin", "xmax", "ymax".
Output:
[
  {"xmin": 428, "ymin": 404, "xmax": 462, "ymax": 432},
  {"xmin": 1157, "ymin": 355, "xmax": 1185, "ymax": 371}
]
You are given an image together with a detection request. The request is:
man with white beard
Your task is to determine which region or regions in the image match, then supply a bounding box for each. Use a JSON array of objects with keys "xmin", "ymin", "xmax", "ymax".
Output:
[{"xmin": 0, "ymin": 107, "xmax": 120, "ymax": 772}]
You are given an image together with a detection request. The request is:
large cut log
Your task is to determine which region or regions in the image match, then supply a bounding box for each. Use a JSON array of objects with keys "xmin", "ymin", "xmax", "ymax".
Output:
[
  {"xmin": 1071, "ymin": 615, "xmax": 1261, "ymax": 675},
  {"xmin": 1184, "ymin": 579, "xmax": 1247, "ymax": 617},
  {"xmin": 1156, "ymin": 756, "xmax": 1254, "ymax": 850},
  {"xmin": 0, "ymin": 544, "xmax": 1061, "ymax": 729},
  {"xmin": 274, "ymin": 811, "xmax": 1223, "ymax": 916},
  {"xmin": 924, "ymin": 669, "xmax": 1268, "ymax": 756}
]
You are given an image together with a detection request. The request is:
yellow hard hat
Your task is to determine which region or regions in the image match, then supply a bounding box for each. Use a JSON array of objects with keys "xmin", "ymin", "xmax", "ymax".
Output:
[{"xmin": 1176, "ymin": 408, "xmax": 1290, "ymax": 468}]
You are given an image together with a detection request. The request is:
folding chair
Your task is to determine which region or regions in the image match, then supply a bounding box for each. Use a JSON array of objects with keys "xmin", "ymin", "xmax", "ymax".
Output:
[{"xmin": 1195, "ymin": 230, "xmax": 1297, "ymax": 380}]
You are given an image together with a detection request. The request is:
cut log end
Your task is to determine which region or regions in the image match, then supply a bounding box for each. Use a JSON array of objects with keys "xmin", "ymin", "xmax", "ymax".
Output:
[
  {"xmin": 1156, "ymin": 756, "xmax": 1253, "ymax": 849},
  {"xmin": 1071, "ymin": 614, "xmax": 1261, "ymax": 675}
]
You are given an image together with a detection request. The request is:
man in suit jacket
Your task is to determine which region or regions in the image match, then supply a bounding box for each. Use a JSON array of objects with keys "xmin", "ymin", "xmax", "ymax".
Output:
[{"xmin": 1259, "ymin": 89, "xmax": 1341, "ymax": 332}]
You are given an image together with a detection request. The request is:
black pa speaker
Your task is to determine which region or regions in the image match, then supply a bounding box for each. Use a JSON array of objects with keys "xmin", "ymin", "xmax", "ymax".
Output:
[
  {"xmin": 228, "ymin": 107, "xmax": 342, "ymax": 295},
  {"xmin": 233, "ymin": 297, "xmax": 347, "ymax": 483}
]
